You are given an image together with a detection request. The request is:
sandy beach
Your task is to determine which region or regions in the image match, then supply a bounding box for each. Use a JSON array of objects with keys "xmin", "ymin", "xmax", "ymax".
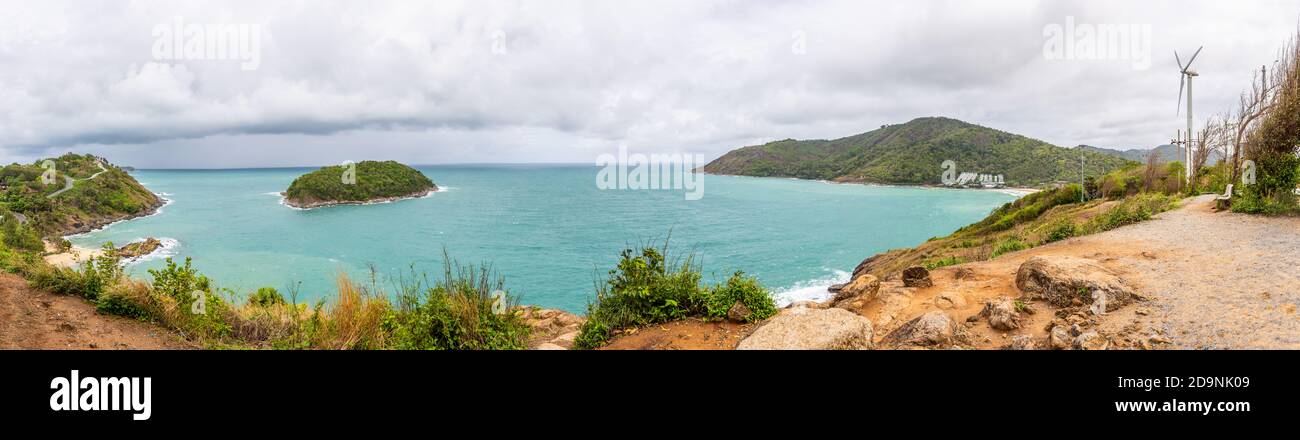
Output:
[{"xmin": 43, "ymin": 244, "xmax": 105, "ymax": 269}]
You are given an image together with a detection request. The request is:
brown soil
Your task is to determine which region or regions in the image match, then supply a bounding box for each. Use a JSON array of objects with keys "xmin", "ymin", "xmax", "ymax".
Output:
[
  {"xmin": 601, "ymin": 319, "xmax": 755, "ymax": 350},
  {"xmin": 0, "ymin": 272, "xmax": 194, "ymax": 349}
]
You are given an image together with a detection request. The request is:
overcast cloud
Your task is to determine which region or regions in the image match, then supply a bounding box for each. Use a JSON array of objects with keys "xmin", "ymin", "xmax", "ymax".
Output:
[{"xmin": 2, "ymin": 0, "xmax": 1299, "ymax": 168}]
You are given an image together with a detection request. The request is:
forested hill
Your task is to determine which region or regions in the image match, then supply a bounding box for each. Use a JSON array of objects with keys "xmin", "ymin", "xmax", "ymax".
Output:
[
  {"xmin": 0, "ymin": 153, "xmax": 163, "ymax": 237},
  {"xmin": 701, "ymin": 117, "xmax": 1134, "ymax": 187}
]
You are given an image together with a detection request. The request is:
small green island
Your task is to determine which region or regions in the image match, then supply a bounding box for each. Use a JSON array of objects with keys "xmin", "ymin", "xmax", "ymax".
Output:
[{"xmin": 282, "ymin": 160, "xmax": 438, "ymax": 209}]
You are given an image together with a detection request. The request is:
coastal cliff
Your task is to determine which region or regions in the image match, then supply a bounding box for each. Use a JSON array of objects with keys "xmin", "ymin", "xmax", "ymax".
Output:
[{"xmin": 0, "ymin": 154, "xmax": 163, "ymax": 237}]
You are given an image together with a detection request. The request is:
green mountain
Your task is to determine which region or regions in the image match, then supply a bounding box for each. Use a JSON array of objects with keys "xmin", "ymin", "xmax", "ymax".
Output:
[
  {"xmin": 0, "ymin": 153, "xmax": 163, "ymax": 237},
  {"xmin": 701, "ymin": 117, "xmax": 1135, "ymax": 187},
  {"xmin": 284, "ymin": 160, "xmax": 437, "ymax": 208}
]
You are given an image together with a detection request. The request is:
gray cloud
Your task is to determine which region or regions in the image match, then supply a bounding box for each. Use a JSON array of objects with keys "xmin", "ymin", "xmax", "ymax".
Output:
[{"xmin": 3, "ymin": 0, "xmax": 1300, "ymax": 167}]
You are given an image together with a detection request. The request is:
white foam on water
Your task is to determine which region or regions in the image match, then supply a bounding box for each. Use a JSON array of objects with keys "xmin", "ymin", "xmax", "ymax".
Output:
[
  {"xmin": 771, "ymin": 268, "xmax": 851, "ymax": 307},
  {"xmin": 122, "ymin": 237, "xmax": 180, "ymax": 265}
]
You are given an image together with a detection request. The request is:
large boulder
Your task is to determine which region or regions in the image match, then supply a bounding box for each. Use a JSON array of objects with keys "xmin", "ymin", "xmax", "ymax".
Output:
[
  {"xmin": 902, "ymin": 266, "xmax": 933, "ymax": 288},
  {"xmin": 833, "ymin": 274, "xmax": 880, "ymax": 305},
  {"xmin": 1015, "ymin": 256, "xmax": 1141, "ymax": 312},
  {"xmin": 882, "ymin": 311, "xmax": 957, "ymax": 346},
  {"xmin": 737, "ymin": 308, "xmax": 874, "ymax": 350}
]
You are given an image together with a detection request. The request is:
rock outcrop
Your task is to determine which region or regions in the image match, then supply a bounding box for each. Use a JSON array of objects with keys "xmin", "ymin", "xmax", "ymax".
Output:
[
  {"xmin": 881, "ymin": 311, "xmax": 958, "ymax": 347},
  {"xmin": 1015, "ymin": 256, "xmax": 1141, "ymax": 312},
  {"xmin": 832, "ymin": 274, "xmax": 880, "ymax": 308},
  {"xmin": 902, "ymin": 266, "xmax": 933, "ymax": 288},
  {"xmin": 516, "ymin": 307, "xmax": 585, "ymax": 350},
  {"xmin": 116, "ymin": 238, "xmax": 163, "ymax": 260},
  {"xmin": 727, "ymin": 301, "xmax": 753, "ymax": 323},
  {"xmin": 737, "ymin": 307, "xmax": 874, "ymax": 350},
  {"xmin": 979, "ymin": 297, "xmax": 1021, "ymax": 331}
]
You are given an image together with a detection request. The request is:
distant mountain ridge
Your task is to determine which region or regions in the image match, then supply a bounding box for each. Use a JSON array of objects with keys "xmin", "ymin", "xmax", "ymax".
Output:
[
  {"xmin": 1074, "ymin": 144, "xmax": 1222, "ymax": 165},
  {"xmin": 702, "ymin": 117, "xmax": 1134, "ymax": 187}
]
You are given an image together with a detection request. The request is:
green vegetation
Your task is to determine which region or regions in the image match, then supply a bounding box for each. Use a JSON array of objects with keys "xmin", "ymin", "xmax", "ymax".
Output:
[
  {"xmin": 854, "ymin": 179, "xmax": 1183, "ymax": 277},
  {"xmin": 248, "ymin": 287, "xmax": 286, "ymax": 307},
  {"xmin": 1083, "ymin": 193, "xmax": 1180, "ymax": 233},
  {"xmin": 1232, "ymin": 152, "xmax": 1300, "ymax": 215},
  {"xmin": 574, "ymin": 244, "xmax": 777, "ymax": 349},
  {"xmin": 284, "ymin": 160, "xmax": 437, "ymax": 207},
  {"xmin": 381, "ymin": 258, "xmax": 531, "ymax": 350},
  {"xmin": 923, "ymin": 256, "xmax": 964, "ymax": 270},
  {"xmin": 990, "ymin": 236, "xmax": 1030, "ymax": 258},
  {"xmin": 701, "ymin": 117, "xmax": 1134, "ymax": 186},
  {"xmin": 1, "ymin": 154, "xmax": 160, "ymax": 236}
]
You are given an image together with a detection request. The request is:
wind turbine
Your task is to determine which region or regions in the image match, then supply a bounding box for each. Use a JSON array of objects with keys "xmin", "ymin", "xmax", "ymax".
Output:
[{"xmin": 1175, "ymin": 46, "xmax": 1202, "ymax": 186}]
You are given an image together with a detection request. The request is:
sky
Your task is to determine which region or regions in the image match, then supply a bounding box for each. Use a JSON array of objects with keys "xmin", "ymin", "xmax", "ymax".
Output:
[{"xmin": 2, "ymin": 0, "xmax": 1299, "ymax": 168}]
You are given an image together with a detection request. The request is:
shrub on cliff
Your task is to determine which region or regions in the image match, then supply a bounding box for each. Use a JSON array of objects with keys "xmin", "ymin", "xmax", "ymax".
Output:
[
  {"xmin": 380, "ymin": 257, "xmax": 531, "ymax": 350},
  {"xmin": 0, "ymin": 214, "xmax": 44, "ymax": 253},
  {"xmin": 574, "ymin": 244, "xmax": 777, "ymax": 349}
]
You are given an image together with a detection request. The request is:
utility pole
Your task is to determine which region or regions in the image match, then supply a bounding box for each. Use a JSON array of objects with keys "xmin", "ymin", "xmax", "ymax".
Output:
[{"xmin": 1081, "ymin": 155, "xmax": 1087, "ymax": 202}]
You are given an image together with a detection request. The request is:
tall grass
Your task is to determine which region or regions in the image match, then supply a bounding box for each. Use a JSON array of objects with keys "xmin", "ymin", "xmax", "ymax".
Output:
[{"xmin": 13, "ymin": 244, "xmax": 531, "ymax": 350}]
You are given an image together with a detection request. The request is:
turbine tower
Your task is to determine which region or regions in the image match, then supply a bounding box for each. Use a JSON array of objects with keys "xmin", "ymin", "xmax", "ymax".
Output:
[{"xmin": 1175, "ymin": 46, "xmax": 1202, "ymax": 186}]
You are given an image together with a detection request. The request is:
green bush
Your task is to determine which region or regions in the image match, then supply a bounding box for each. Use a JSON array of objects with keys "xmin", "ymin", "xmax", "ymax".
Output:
[
  {"xmin": 924, "ymin": 256, "xmax": 964, "ymax": 269},
  {"xmin": 248, "ymin": 287, "xmax": 286, "ymax": 307},
  {"xmin": 1044, "ymin": 220, "xmax": 1077, "ymax": 243},
  {"xmin": 574, "ymin": 244, "xmax": 776, "ymax": 349},
  {"xmin": 703, "ymin": 271, "xmax": 777, "ymax": 322},
  {"xmin": 96, "ymin": 292, "xmax": 151, "ymax": 320},
  {"xmin": 381, "ymin": 257, "xmax": 531, "ymax": 350},
  {"xmin": 0, "ymin": 215, "xmax": 44, "ymax": 253},
  {"xmin": 990, "ymin": 236, "xmax": 1029, "ymax": 258},
  {"xmin": 148, "ymin": 257, "xmax": 231, "ymax": 338},
  {"xmin": 1232, "ymin": 152, "xmax": 1299, "ymax": 215}
]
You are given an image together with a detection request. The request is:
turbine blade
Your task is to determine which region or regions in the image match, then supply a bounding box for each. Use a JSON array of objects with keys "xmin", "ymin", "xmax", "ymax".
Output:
[
  {"xmin": 1175, "ymin": 50, "xmax": 1183, "ymax": 69},
  {"xmin": 1187, "ymin": 46, "xmax": 1203, "ymax": 67},
  {"xmin": 1176, "ymin": 75, "xmax": 1185, "ymax": 116}
]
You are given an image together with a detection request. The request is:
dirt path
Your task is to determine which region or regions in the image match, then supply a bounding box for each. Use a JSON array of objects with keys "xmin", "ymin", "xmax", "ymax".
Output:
[
  {"xmin": 1097, "ymin": 195, "xmax": 1300, "ymax": 349},
  {"xmin": 0, "ymin": 273, "xmax": 193, "ymax": 349},
  {"xmin": 853, "ymin": 194, "xmax": 1300, "ymax": 349}
]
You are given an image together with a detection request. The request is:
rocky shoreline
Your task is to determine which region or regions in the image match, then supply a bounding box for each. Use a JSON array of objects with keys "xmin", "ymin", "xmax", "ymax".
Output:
[
  {"xmin": 280, "ymin": 187, "xmax": 435, "ymax": 210},
  {"xmin": 61, "ymin": 194, "xmax": 168, "ymax": 236}
]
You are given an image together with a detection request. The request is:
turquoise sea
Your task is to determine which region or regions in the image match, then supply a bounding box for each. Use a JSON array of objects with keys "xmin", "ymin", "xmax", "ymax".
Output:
[{"xmin": 69, "ymin": 165, "xmax": 1016, "ymax": 313}]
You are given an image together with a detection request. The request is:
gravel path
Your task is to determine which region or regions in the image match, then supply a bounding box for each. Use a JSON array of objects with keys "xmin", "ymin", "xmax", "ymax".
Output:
[{"xmin": 1098, "ymin": 195, "xmax": 1300, "ymax": 349}]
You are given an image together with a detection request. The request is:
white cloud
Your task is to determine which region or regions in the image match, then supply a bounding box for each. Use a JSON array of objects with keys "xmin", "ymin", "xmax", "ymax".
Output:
[{"xmin": 2, "ymin": 0, "xmax": 1300, "ymax": 167}]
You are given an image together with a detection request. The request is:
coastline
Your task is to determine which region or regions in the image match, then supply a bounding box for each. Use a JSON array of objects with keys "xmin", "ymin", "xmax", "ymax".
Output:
[
  {"xmin": 279, "ymin": 186, "xmax": 440, "ymax": 210},
  {"xmin": 63, "ymin": 193, "xmax": 171, "ymax": 238},
  {"xmin": 44, "ymin": 237, "xmax": 178, "ymax": 269},
  {"xmin": 700, "ymin": 171, "xmax": 1041, "ymax": 197}
]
